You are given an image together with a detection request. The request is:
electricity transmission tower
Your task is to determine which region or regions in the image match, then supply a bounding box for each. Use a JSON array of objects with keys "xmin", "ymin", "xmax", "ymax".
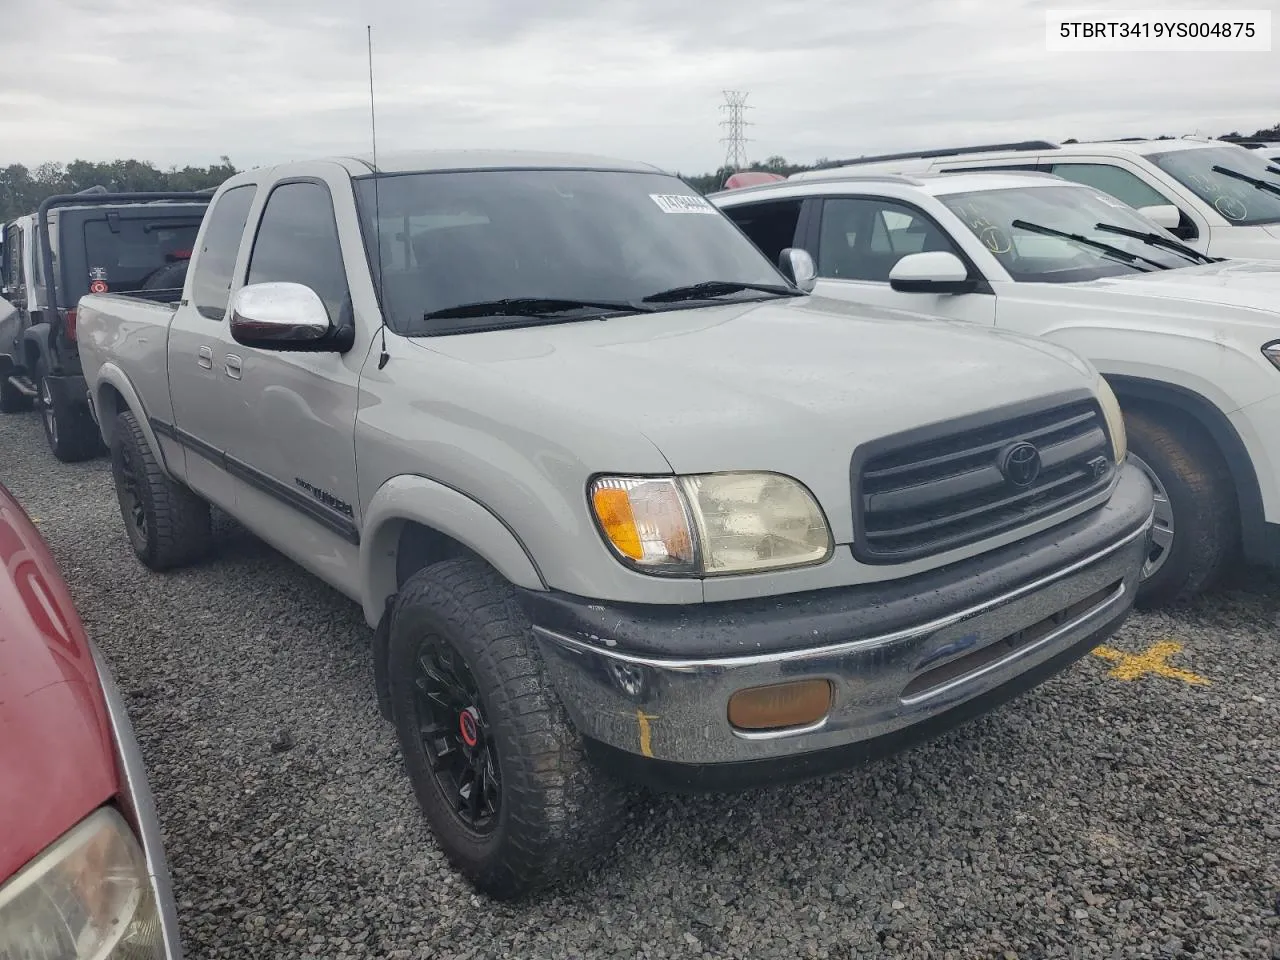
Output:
[{"xmin": 719, "ymin": 90, "xmax": 752, "ymax": 170}]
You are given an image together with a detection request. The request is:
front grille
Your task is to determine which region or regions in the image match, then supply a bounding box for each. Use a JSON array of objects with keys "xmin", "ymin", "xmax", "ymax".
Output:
[{"xmin": 854, "ymin": 397, "xmax": 1114, "ymax": 564}]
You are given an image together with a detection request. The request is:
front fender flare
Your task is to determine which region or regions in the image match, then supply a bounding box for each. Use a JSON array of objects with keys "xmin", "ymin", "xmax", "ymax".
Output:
[{"xmin": 359, "ymin": 474, "xmax": 546, "ymax": 627}]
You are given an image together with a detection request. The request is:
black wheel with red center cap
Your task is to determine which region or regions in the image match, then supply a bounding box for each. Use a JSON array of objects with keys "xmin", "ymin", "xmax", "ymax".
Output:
[
  {"xmin": 411, "ymin": 640, "xmax": 500, "ymax": 833},
  {"xmin": 387, "ymin": 558, "xmax": 633, "ymax": 900}
]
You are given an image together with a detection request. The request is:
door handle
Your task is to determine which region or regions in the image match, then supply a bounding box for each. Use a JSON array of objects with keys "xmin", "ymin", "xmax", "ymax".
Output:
[
  {"xmin": 197, "ymin": 346, "xmax": 213, "ymax": 369},
  {"xmin": 225, "ymin": 354, "xmax": 242, "ymax": 380}
]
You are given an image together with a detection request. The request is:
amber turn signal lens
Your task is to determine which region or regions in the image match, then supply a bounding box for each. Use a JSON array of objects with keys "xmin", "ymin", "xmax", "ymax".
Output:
[
  {"xmin": 588, "ymin": 477, "xmax": 695, "ymax": 571},
  {"xmin": 727, "ymin": 679, "xmax": 833, "ymax": 731},
  {"xmin": 591, "ymin": 486, "xmax": 644, "ymax": 560}
]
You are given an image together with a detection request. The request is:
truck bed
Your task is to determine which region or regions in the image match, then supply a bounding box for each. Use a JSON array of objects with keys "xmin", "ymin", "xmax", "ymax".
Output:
[{"xmin": 76, "ymin": 292, "xmax": 182, "ymax": 439}]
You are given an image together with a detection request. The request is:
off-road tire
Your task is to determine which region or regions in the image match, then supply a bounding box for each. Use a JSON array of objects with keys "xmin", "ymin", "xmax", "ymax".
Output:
[
  {"xmin": 388, "ymin": 557, "xmax": 632, "ymax": 900},
  {"xmin": 0, "ymin": 376, "xmax": 33, "ymax": 413},
  {"xmin": 109, "ymin": 409, "xmax": 212, "ymax": 570},
  {"xmin": 37, "ymin": 360, "xmax": 103, "ymax": 462},
  {"xmin": 1126, "ymin": 405, "xmax": 1238, "ymax": 608}
]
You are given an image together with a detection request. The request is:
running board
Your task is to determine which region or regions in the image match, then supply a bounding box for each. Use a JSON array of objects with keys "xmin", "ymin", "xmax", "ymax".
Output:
[{"xmin": 6, "ymin": 375, "xmax": 37, "ymax": 398}]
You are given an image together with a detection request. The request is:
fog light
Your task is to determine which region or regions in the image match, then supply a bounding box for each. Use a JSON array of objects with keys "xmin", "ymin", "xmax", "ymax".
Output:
[{"xmin": 727, "ymin": 679, "xmax": 833, "ymax": 731}]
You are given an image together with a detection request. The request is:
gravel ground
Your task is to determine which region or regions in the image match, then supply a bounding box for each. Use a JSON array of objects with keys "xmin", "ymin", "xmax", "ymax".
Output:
[{"xmin": 3, "ymin": 409, "xmax": 1278, "ymax": 960}]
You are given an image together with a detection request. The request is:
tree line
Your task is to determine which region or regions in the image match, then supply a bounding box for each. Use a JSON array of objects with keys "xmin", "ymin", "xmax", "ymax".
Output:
[
  {"xmin": 4, "ymin": 121, "xmax": 1278, "ymax": 220},
  {"xmin": 0, "ymin": 157, "xmax": 238, "ymax": 222}
]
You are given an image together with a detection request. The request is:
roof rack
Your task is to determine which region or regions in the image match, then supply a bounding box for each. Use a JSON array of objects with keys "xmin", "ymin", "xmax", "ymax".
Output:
[{"xmin": 817, "ymin": 140, "xmax": 1059, "ymax": 169}]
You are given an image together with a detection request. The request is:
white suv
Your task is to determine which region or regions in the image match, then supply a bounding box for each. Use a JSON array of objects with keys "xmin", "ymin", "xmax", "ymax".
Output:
[
  {"xmin": 712, "ymin": 169, "xmax": 1280, "ymax": 605},
  {"xmin": 789, "ymin": 139, "xmax": 1280, "ymax": 261}
]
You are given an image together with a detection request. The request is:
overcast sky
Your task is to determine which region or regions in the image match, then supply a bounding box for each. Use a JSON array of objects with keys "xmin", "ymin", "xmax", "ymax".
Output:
[{"xmin": 3, "ymin": 0, "xmax": 1276, "ymax": 174}]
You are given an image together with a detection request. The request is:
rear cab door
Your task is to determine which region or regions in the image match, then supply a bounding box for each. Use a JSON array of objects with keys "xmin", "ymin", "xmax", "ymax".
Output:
[{"xmin": 163, "ymin": 182, "xmax": 260, "ymax": 505}]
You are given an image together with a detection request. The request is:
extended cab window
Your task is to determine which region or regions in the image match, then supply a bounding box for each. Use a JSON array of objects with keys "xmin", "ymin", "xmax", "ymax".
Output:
[
  {"xmin": 246, "ymin": 182, "xmax": 349, "ymax": 323},
  {"xmin": 191, "ymin": 185, "xmax": 257, "ymax": 320},
  {"xmin": 721, "ymin": 199, "xmax": 803, "ymax": 266},
  {"xmin": 1044, "ymin": 163, "xmax": 1172, "ymax": 210},
  {"xmin": 817, "ymin": 198, "xmax": 960, "ymax": 281}
]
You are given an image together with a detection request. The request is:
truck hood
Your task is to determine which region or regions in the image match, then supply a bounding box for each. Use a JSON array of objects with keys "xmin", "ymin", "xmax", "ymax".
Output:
[
  {"xmin": 0, "ymin": 492, "xmax": 118, "ymax": 881},
  {"xmin": 1207, "ymin": 224, "xmax": 1280, "ymax": 261},
  {"xmin": 413, "ymin": 296, "xmax": 1096, "ymax": 475},
  {"xmin": 1081, "ymin": 258, "xmax": 1280, "ymax": 318}
]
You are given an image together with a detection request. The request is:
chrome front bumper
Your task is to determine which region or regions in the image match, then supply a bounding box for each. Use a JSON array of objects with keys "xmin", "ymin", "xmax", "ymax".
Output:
[{"xmin": 530, "ymin": 466, "xmax": 1153, "ymax": 781}]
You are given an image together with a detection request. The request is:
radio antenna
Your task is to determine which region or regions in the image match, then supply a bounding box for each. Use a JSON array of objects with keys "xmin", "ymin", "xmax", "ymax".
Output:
[{"xmin": 368, "ymin": 24, "xmax": 390, "ymax": 370}]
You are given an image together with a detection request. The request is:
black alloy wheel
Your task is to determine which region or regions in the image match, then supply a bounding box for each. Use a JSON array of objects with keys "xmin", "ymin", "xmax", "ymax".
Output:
[{"xmin": 412, "ymin": 635, "xmax": 501, "ymax": 833}]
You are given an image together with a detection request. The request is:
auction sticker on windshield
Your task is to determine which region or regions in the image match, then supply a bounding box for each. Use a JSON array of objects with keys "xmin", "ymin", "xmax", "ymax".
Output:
[{"xmin": 650, "ymin": 194, "xmax": 718, "ymax": 214}]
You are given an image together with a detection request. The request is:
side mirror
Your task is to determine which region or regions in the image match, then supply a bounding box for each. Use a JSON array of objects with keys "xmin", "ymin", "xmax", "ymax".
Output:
[
  {"xmin": 229, "ymin": 282, "xmax": 333, "ymax": 349},
  {"xmin": 777, "ymin": 247, "xmax": 817, "ymax": 293},
  {"xmin": 888, "ymin": 251, "xmax": 977, "ymax": 294},
  {"xmin": 1136, "ymin": 204, "xmax": 1182, "ymax": 231}
]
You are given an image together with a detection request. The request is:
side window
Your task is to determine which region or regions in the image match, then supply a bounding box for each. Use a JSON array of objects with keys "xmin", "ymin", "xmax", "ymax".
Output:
[
  {"xmin": 722, "ymin": 199, "xmax": 803, "ymax": 266},
  {"xmin": 3, "ymin": 226, "xmax": 21, "ymax": 292},
  {"xmin": 246, "ymin": 181, "xmax": 349, "ymax": 322},
  {"xmin": 1046, "ymin": 163, "xmax": 1171, "ymax": 210},
  {"xmin": 191, "ymin": 185, "xmax": 257, "ymax": 321},
  {"xmin": 818, "ymin": 198, "xmax": 962, "ymax": 282}
]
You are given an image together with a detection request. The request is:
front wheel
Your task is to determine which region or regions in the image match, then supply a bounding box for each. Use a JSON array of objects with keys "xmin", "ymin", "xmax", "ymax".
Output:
[
  {"xmin": 388, "ymin": 557, "xmax": 632, "ymax": 900},
  {"xmin": 1125, "ymin": 407, "xmax": 1238, "ymax": 607}
]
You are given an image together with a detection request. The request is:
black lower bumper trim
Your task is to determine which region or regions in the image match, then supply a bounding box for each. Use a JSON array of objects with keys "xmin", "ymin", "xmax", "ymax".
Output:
[{"xmin": 582, "ymin": 602, "xmax": 1126, "ymax": 794}]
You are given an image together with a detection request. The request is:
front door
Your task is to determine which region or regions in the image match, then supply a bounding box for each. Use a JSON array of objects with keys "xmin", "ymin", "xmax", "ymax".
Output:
[
  {"xmin": 220, "ymin": 175, "xmax": 363, "ymax": 552},
  {"xmin": 808, "ymin": 196, "xmax": 998, "ymax": 326}
]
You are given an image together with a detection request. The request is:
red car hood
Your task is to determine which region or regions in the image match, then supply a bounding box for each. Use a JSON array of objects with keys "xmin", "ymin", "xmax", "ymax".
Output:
[{"xmin": 0, "ymin": 489, "xmax": 118, "ymax": 881}]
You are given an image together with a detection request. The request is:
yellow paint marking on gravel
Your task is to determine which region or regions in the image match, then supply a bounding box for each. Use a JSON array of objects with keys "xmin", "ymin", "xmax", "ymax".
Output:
[
  {"xmin": 636, "ymin": 711, "xmax": 657, "ymax": 758},
  {"xmin": 1092, "ymin": 641, "xmax": 1208, "ymax": 685}
]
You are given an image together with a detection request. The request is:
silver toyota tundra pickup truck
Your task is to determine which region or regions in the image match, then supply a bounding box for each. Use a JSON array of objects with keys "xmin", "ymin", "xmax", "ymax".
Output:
[{"xmin": 75, "ymin": 150, "xmax": 1153, "ymax": 899}]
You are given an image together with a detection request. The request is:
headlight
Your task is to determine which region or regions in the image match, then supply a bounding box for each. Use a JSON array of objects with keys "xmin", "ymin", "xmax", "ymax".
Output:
[
  {"xmin": 1096, "ymin": 376, "xmax": 1127, "ymax": 462},
  {"xmin": 589, "ymin": 471, "xmax": 833, "ymax": 576},
  {"xmin": 0, "ymin": 807, "xmax": 167, "ymax": 959},
  {"xmin": 1263, "ymin": 340, "xmax": 1280, "ymax": 371}
]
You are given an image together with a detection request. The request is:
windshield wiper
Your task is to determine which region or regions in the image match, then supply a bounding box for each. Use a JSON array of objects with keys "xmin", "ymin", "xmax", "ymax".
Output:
[
  {"xmin": 1211, "ymin": 165, "xmax": 1280, "ymax": 198},
  {"xmin": 423, "ymin": 297, "xmax": 647, "ymax": 322},
  {"xmin": 641, "ymin": 280, "xmax": 801, "ymax": 304},
  {"xmin": 1010, "ymin": 219, "xmax": 1166, "ymax": 271},
  {"xmin": 1093, "ymin": 222, "xmax": 1217, "ymax": 264}
]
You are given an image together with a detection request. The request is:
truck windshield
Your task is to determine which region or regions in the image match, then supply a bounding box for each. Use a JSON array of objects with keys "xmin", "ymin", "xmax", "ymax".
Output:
[
  {"xmin": 1146, "ymin": 145, "xmax": 1280, "ymax": 226},
  {"xmin": 354, "ymin": 169, "xmax": 792, "ymax": 334},
  {"xmin": 939, "ymin": 184, "xmax": 1198, "ymax": 283}
]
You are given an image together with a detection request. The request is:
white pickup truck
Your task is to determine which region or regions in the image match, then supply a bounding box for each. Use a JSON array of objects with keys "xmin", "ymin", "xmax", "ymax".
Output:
[
  {"xmin": 713, "ymin": 170, "xmax": 1280, "ymax": 606},
  {"xmin": 75, "ymin": 150, "xmax": 1152, "ymax": 898}
]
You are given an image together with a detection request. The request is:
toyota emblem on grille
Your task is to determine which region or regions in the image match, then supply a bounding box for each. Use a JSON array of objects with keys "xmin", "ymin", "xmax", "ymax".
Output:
[{"xmin": 999, "ymin": 441, "xmax": 1041, "ymax": 487}]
